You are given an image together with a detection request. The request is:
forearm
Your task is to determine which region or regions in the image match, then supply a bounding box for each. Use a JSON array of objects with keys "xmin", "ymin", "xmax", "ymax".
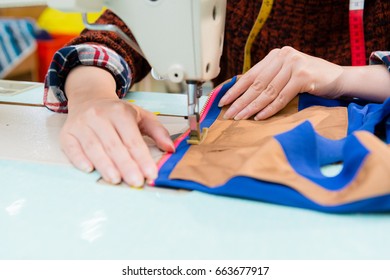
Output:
[
  {"xmin": 65, "ymin": 66, "xmax": 118, "ymax": 110},
  {"xmin": 338, "ymin": 65, "xmax": 390, "ymax": 102}
]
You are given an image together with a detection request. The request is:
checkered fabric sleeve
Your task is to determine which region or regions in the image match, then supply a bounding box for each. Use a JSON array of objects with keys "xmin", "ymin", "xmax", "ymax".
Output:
[
  {"xmin": 370, "ymin": 51, "xmax": 390, "ymax": 72},
  {"xmin": 43, "ymin": 43, "xmax": 131, "ymax": 113}
]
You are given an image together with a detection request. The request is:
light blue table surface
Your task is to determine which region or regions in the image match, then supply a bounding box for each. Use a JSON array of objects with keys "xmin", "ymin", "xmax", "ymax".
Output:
[
  {"xmin": 2, "ymin": 159, "xmax": 389, "ymax": 260},
  {"xmin": 0, "ymin": 83, "xmax": 389, "ymax": 260}
]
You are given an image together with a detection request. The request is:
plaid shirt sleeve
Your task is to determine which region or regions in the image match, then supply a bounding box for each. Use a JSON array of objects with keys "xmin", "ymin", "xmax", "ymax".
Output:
[
  {"xmin": 43, "ymin": 43, "xmax": 131, "ymax": 113},
  {"xmin": 369, "ymin": 51, "xmax": 390, "ymax": 72}
]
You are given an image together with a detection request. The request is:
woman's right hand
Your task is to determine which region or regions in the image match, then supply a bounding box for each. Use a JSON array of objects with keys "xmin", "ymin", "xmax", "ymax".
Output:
[
  {"xmin": 218, "ymin": 47, "xmax": 345, "ymax": 121},
  {"xmin": 62, "ymin": 66, "xmax": 174, "ymax": 187}
]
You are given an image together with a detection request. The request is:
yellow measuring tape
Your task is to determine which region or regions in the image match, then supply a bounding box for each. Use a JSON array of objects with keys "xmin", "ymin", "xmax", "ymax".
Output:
[{"xmin": 242, "ymin": 0, "xmax": 274, "ymax": 74}]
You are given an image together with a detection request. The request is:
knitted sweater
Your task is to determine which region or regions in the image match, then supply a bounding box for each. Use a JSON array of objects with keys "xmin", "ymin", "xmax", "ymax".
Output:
[
  {"xmin": 73, "ymin": 0, "xmax": 390, "ymax": 81},
  {"xmin": 44, "ymin": 0, "xmax": 390, "ymax": 112}
]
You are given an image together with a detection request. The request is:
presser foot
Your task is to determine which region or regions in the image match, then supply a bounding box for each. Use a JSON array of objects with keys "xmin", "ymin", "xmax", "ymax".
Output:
[{"xmin": 187, "ymin": 127, "xmax": 209, "ymax": 145}]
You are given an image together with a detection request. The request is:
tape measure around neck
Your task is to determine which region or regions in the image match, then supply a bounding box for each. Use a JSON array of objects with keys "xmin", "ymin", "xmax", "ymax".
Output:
[
  {"xmin": 349, "ymin": 0, "xmax": 366, "ymax": 66},
  {"xmin": 242, "ymin": 0, "xmax": 274, "ymax": 74}
]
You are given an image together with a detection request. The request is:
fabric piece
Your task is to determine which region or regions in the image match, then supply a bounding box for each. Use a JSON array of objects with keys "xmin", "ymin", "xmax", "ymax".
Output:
[
  {"xmin": 170, "ymin": 104, "xmax": 347, "ymax": 187},
  {"xmin": 0, "ymin": 19, "xmax": 37, "ymax": 78},
  {"xmin": 298, "ymin": 94, "xmax": 390, "ymax": 143},
  {"xmin": 155, "ymin": 77, "xmax": 390, "ymax": 213}
]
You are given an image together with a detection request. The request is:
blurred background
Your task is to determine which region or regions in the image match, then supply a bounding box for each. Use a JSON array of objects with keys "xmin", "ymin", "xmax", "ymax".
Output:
[
  {"xmin": 0, "ymin": 1, "xmax": 102, "ymax": 83},
  {"xmin": 0, "ymin": 0, "xmax": 194, "ymax": 93}
]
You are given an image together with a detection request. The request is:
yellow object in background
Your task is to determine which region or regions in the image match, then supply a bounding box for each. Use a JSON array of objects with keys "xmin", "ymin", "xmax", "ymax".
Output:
[
  {"xmin": 35, "ymin": 7, "xmax": 105, "ymax": 82},
  {"xmin": 37, "ymin": 7, "xmax": 105, "ymax": 35},
  {"xmin": 242, "ymin": 0, "xmax": 274, "ymax": 73}
]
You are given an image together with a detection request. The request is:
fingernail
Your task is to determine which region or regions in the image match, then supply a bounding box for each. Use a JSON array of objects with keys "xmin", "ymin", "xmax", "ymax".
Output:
[
  {"xmin": 146, "ymin": 178, "xmax": 155, "ymax": 185},
  {"xmin": 218, "ymin": 96, "xmax": 226, "ymax": 107},
  {"xmin": 132, "ymin": 177, "xmax": 145, "ymax": 188},
  {"xmin": 223, "ymin": 110, "xmax": 234, "ymax": 119},
  {"xmin": 145, "ymin": 168, "xmax": 158, "ymax": 182},
  {"xmin": 254, "ymin": 112, "xmax": 264, "ymax": 121},
  {"xmin": 125, "ymin": 172, "xmax": 145, "ymax": 188},
  {"xmin": 234, "ymin": 110, "xmax": 246, "ymax": 121},
  {"xmin": 107, "ymin": 169, "xmax": 121, "ymax": 185},
  {"xmin": 79, "ymin": 162, "xmax": 93, "ymax": 173}
]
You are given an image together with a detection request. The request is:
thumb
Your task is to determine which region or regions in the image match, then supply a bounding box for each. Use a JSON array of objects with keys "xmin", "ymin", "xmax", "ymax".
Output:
[{"xmin": 139, "ymin": 112, "xmax": 175, "ymax": 153}]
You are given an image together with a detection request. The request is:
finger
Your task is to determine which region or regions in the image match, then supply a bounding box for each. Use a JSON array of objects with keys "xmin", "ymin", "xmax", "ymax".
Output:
[
  {"xmin": 234, "ymin": 63, "xmax": 292, "ymax": 120},
  {"xmin": 87, "ymin": 118, "xmax": 145, "ymax": 187},
  {"xmin": 139, "ymin": 111, "xmax": 175, "ymax": 153},
  {"xmin": 60, "ymin": 133, "xmax": 94, "ymax": 173},
  {"xmin": 218, "ymin": 74, "xmax": 255, "ymax": 108},
  {"xmin": 254, "ymin": 77, "xmax": 301, "ymax": 120},
  {"xmin": 223, "ymin": 55, "xmax": 282, "ymax": 119},
  {"xmin": 113, "ymin": 110, "xmax": 158, "ymax": 185},
  {"xmin": 74, "ymin": 126, "xmax": 122, "ymax": 185},
  {"xmin": 222, "ymin": 78, "xmax": 269, "ymax": 120},
  {"xmin": 218, "ymin": 48, "xmax": 281, "ymax": 107}
]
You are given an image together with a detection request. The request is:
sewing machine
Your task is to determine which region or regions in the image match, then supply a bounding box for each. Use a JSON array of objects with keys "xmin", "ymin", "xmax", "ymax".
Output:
[{"xmin": 47, "ymin": 0, "xmax": 227, "ymax": 143}]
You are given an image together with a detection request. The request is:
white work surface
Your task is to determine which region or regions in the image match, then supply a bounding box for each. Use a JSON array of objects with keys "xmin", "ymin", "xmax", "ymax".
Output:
[{"xmin": 0, "ymin": 82, "xmax": 389, "ymax": 260}]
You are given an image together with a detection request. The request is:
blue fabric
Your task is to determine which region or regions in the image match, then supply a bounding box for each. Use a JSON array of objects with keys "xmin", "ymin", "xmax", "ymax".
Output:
[
  {"xmin": 347, "ymin": 99, "xmax": 390, "ymax": 142},
  {"xmin": 0, "ymin": 19, "xmax": 37, "ymax": 78},
  {"xmin": 299, "ymin": 94, "xmax": 390, "ymax": 143},
  {"xmin": 155, "ymin": 77, "xmax": 390, "ymax": 213},
  {"xmin": 274, "ymin": 121, "xmax": 368, "ymax": 190}
]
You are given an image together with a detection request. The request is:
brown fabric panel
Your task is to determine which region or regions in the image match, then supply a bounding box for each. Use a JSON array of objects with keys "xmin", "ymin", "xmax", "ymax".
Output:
[
  {"xmin": 170, "ymin": 112, "xmax": 390, "ymax": 206},
  {"xmin": 170, "ymin": 100, "xmax": 347, "ymax": 185}
]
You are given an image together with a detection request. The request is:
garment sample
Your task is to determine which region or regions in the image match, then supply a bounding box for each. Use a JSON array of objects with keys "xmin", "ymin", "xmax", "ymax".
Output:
[{"xmin": 155, "ymin": 77, "xmax": 390, "ymax": 213}]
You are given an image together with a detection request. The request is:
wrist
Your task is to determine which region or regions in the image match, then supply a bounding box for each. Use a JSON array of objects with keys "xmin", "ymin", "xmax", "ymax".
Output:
[
  {"xmin": 339, "ymin": 65, "xmax": 390, "ymax": 102},
  {"xmin": 65, "ymin": 66, "xmax": 119, "ymax": 109}
]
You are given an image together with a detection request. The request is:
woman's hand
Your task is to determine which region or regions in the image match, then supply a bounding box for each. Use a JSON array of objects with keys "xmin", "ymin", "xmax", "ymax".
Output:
[
  {"xmin": 218, "ymin": 46, "xmax": 345, "ymax": 120},
  {"xmin": 62, "ymin": 66, "xmax": 174, "ymax": 187},
  {"xmin": 61, "ymin": 99, "xmax": 174, "ymax": 187}
]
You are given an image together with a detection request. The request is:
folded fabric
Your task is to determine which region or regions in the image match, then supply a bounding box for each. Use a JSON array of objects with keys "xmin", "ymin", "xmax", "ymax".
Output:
[
  {"xmin": 155, "ymin": 77, "xmax": 390, "ymax": 213},
  {"xmin": 0, "ymin": 19, "xmax": 37, "ymax": 78}
]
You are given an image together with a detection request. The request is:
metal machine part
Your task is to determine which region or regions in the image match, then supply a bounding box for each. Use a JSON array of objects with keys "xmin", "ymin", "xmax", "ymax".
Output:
[{"xmin": 187, "ymin": 81, "xmax": 203, "ymax": 142}]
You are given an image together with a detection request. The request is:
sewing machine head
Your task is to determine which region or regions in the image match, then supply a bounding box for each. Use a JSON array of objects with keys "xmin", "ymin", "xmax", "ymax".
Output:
[
  {"xmin": 47, "ymin": 0, "xmax": 226, "ymax": 82},
  {"xmin": 47, "ymin": 0, "xmax": 227, "ymax": 143}
]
